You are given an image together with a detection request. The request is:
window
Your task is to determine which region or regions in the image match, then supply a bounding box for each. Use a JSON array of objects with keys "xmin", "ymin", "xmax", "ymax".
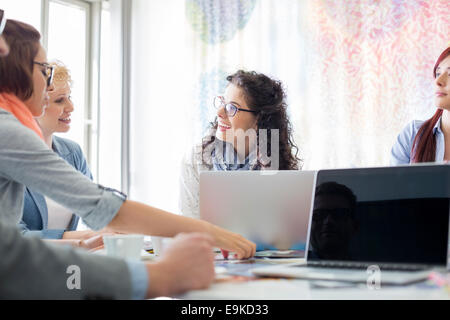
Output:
[
  {"xmin": 0, "ymin": 0, "xmax": 41, "ymax": 31},
  {"xmin": 47, "ymin": 0, "xmax": 89, "ymax": 162},
  {"xmin": 97, "ymin": 2, "xmax": 122, "ymax": 190},
  {"xmin": 1, "ymin": 0, "xmax": 118, "ymax": 186}
]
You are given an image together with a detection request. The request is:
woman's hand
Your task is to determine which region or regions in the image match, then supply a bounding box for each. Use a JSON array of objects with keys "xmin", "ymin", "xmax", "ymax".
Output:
[
  {"xmin": 62, "ymin": 229, "xmax": 119, "ymax": 251},
  {"xmin": 107, "ymin": 200, "xmax": 256, "ymax": 259},
  {"xmin": 79, "ymin": 234, "xmax": 106, "ymax": 252},
  {"xmin": 46, "ymin": 234, "xmax": 109, "ymax": 251},
  {"xmin": 205, "ymin": 222, "xmax": 256, "ymax": 259},
  {"xmin": 145, "ymin": 233, "xmax": 215, "ymax": 297}
]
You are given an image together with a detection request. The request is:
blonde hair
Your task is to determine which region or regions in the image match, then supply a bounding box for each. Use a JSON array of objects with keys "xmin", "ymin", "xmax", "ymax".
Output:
[{"xmin": 49, "ymin": 60, "xmax": 72, "ymax": 89}]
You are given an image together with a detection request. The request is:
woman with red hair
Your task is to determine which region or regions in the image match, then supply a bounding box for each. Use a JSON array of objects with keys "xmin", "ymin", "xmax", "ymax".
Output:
[{"xmin": 391, "ymin": 46, "xmax": 450, "ymax": 164}]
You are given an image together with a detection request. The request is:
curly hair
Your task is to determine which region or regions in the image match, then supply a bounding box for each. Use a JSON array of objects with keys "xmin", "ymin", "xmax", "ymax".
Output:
[
  {"xmin": 49, "ymin": 60, "xmax": 73, "ymax": 89},
  {"xmin": 202, "ymin": 70, "xmax": 301, "ymax": 170}
]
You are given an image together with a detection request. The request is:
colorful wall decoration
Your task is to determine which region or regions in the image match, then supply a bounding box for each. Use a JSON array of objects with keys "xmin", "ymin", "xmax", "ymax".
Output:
[{"xmin": 185, "ymin": 0, "xmax": 450, "ymax": 168}]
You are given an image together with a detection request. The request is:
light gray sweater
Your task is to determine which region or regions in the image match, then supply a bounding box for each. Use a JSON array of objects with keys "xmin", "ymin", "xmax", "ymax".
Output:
[
  {"xmin": 0, "ymin": 109, "xmax": 133, "ymax": 299},
  {"xmin": 0, "ymin": 110, "xmax": 123, "ymax": 229}
]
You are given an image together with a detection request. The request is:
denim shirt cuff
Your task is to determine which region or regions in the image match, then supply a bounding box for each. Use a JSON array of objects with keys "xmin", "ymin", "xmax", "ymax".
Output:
[
  {"xmin": 22, "ymin": 229, "xmax": 65, "ymax": 239},
  {"xmin": 41, "ymin": 229, "xmax": 66, "ymax": 239},
  {"xmin": 125, "ymin": 260, "xmax": 148, "ymax": 300}
]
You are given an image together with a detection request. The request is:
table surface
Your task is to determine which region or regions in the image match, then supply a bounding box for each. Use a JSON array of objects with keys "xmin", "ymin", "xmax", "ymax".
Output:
[
  {"xmin": 178, "ymin": 257, "xmax": 450, "ymax": 300},
  {"xmin": 95, "ymin": 249, "xmax": 450, "ymax": 300}
]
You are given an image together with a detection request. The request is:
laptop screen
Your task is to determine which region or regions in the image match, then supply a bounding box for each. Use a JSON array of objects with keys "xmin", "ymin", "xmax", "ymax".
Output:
[{"xmin": 307, "ymin": 165, "xmax": 450, "ymax": 266}]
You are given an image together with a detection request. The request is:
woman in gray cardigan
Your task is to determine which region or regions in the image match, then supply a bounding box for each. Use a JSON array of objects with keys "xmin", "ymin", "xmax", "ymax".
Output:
[
  {"xmin": 0, "ymin": 19, "xmax": 254, "ymax": 258},
  {"xmin": 0, "ymin": 17, "xmax": 254, "ymax": 298}
]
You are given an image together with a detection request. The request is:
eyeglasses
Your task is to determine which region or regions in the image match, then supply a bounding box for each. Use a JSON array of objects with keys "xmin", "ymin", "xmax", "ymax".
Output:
[
  {"xmin": 34, "ymin": 61, "xmax": 54, "ymax": 87},
  {"xmin": 0, "ymin": 10, "xmax": 6, "ymax": 36},
  {"xmin": 213, "ymin": 95, "xmax": 258, "ymax": 117},
  {"xmin": 312, "ymin": 208, "xmax": 353, "ymax": 222}
]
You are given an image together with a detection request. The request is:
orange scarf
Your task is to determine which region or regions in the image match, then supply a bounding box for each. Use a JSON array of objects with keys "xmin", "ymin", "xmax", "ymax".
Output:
[{"xmin": 0, "ymin": 93, "xmax": 44, "ymax": 140}]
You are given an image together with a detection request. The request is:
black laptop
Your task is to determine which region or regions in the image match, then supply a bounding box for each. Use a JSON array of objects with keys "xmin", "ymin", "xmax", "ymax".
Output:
[{"xmin": 252, "ymin": 164, "xmax": 450, "ymax": 284}]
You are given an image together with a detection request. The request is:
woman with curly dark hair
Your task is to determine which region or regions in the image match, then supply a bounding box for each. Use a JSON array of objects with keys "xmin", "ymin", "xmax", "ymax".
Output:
[{"xmin": 180, "ymin": 70, "xmax": 301, "ymax": 220}]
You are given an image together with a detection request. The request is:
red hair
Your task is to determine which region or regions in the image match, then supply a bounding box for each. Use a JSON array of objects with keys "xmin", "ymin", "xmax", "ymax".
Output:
[{"xmin": 411, "ymin": 47, "xmax": 450, "ymax": 163}]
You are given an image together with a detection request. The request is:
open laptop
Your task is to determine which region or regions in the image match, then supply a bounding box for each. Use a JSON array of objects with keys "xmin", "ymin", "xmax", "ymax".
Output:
[
  {"xmin": 252, "ymin": 164, "xmax": 450, "ymax": 284},
  {"xmin": 200, "ymin": 170, "xmax": 316, "ymax": 256}
]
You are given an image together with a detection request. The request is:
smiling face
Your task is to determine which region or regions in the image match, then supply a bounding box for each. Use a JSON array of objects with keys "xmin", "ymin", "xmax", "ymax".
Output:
[
  {"xmin": 215, "ymin": 83, "xmax": 258, "ymax": 148},
  {"xmin": 23, "ymin": 45, "xmax": 50, "ymax": 117},
  {"xmin": 435, "ymin": 54, "xmax": 450, "ymax": 111},
  {"xmin": 36, "ymin": 83, "xmax": 73, "ymax": 136}
]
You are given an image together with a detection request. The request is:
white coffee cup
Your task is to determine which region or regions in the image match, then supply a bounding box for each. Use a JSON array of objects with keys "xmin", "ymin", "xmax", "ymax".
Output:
[
  {"xmin": 103, "ymin": 234, "xmax": 144, "ymax": 261},
  {"xmin": 151, "ymin": 236, "xmax": 172, "ymax": 256}
]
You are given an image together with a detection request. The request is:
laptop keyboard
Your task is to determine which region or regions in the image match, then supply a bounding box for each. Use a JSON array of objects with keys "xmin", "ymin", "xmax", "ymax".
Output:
[{"xmin": 303, "ymin": 261, "xmax": 428, "ymax": 272}]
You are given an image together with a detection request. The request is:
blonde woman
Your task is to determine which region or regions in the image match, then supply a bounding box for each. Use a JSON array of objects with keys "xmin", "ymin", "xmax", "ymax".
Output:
[{"xmin": 18, "ymin": 61, "xmax": 111, "ymax": 250}]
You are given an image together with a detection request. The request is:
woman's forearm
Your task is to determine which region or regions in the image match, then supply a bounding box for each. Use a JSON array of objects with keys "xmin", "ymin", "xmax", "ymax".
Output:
[
  {"xmin": 107, "ymin": 200, "xmax": 212, "ymax": 237},
  {"xmin": 107, "ymin": 200, "xmax": 256, "ymax": 259}
]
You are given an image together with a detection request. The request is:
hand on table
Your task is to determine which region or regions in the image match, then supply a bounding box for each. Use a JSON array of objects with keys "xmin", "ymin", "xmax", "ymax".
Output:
[
  {"xmin": 207, "ymin": 223, "xmax": 256, "ymax": 259},
  {"xmin": 144, "ymin": 233, "xmax": 215, "ymax": 298},
  {"xmin": 62, "ymin": 229, "xmax": 119, "ymax": 251}
]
